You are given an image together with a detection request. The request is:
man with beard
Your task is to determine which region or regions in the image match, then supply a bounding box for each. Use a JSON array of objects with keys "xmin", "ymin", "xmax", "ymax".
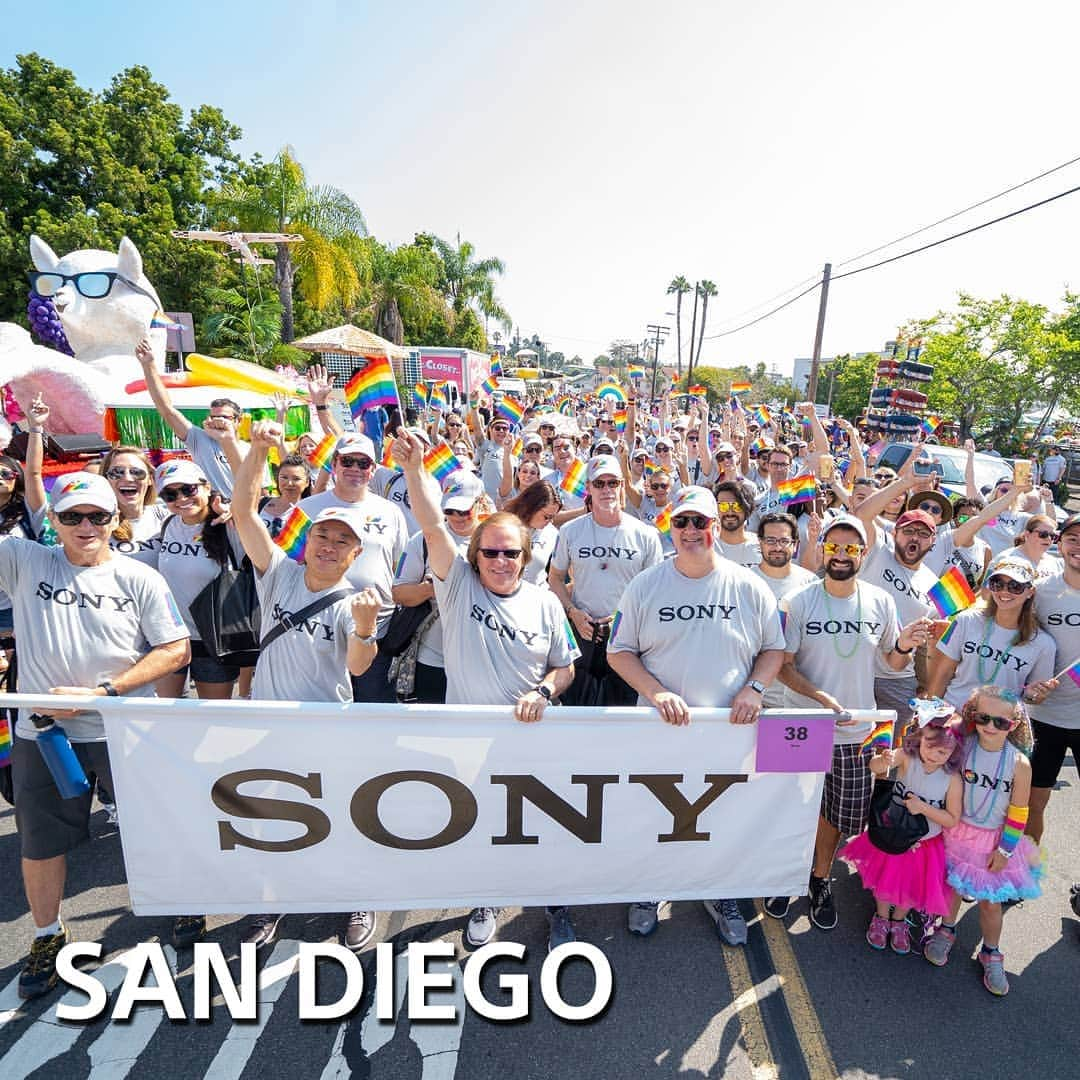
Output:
[
  {"xmin": 749, "ymin": 446, "xmax": 796, "ymax": 530},
  {"xmin": 770, "ymin": 515, "xmax": 933, "ymax": 930},
  {"xmin": 608, "ymin": 486, "xmax": 785, "ymax": 945},
  {"xmin": 752, "ymin": 511, "xmax": 816, "ymax": 709},
  {"xmin": 713, "ymin": 480, "xmax": 762, "ymax": 567}
]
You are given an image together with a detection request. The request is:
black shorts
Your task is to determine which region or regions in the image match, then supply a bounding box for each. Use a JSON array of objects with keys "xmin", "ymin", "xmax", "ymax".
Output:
[
  {"xmin": 178, "ymin": 641, "xmax": 258, "ymax": 685},
  {"xmin": 13, "ymin": 735, "xmax": 114, "ymax": 860},
  {"xmin": 821, "ymin": 743, "xmax": 874, "ymax": 836},
  {"xmin": 1030, "ymin": 719, "xmax": 1080, "ymax": 789}
]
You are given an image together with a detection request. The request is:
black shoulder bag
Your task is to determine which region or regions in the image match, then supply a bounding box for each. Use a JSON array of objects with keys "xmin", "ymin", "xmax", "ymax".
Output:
[
  {"xmin": 259, "ymin": 589, "xmax": 353, "ymax": 651},
  {"xmin": 867, "ymin": 776, "xmax": 930, "ymax": 855},
  {"xmin": 379, "ymin": 539, "xmax": 431, "ymax": 658},
  {"xmin": 189, "ymin": 542, "xmax": 262, "ymax": 660}
]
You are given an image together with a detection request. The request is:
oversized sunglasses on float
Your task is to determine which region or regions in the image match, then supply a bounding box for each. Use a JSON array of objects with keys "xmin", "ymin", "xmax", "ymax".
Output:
[{"xmin": 28, "ymin": 270, "xmax": 159, "ymax": 303}]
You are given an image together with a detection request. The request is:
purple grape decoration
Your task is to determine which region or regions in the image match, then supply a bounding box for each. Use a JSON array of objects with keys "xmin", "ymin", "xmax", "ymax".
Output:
[{"xmin": 26, "ymin": 291, "xmax": 74, "ymax": 355}]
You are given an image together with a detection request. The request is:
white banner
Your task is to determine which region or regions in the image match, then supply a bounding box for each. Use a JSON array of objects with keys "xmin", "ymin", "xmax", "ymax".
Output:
[{"xmin": 7, "ymin": 697, "xmax": 892, "ymax": 916}]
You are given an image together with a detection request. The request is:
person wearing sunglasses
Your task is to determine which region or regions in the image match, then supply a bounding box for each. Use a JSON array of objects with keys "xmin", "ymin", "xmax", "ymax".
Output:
[
  {"xmin": 1025, "ymin": 512, "xmax": 1080, "ymax": 852},
  {"xmin": 96, "ymin": 443, "xmax": 170, "ymax": 557},
  {"xmin": 474, "ymin": 416, "xmax": 517, "ymax": 502},
  {"xmin": 0, "ymin": 470, "xmax": 190, "ymax": 999},
  {"xmin": 711, "ymin": 440, "xmax": 741, "ymax": 486},
  {"xmin": 972, "ymin": 462, "xmax": 1057, "ymax": 559},
  {"xmin": 608, "ymin": 485, "xmax": 785, "ymax": 946},
  {"xmin": 712, "ymin": 480, "xmax": 761, "ymax": 567},
  {"xmin": 922, "ymin": 686, "xmax": 1040, "ymax": 996},
  {"xmin": 545, "ymin": 435, "xmax": 587, "ymax": 517},
  {"xmin": 391, "ymin": 428, "xmax": 580, "ymax": 953},
  {"xmin": 986, "ymin": 513, "xmax": 1064, "ymax": 585},
  {"xmin": 549, "ymin": 456, "xmax": 663, "ymax": 707},
  {"xmin": 771, "ymin": 514, "xmax": 930, "ymax": 932},
  {"xmin": 504, "ymin": 481, "xmax": 564, "ymax": 587},
  {"xmin": 927, "ymin": 559, "xmax": 1055, "ymax": 711},
  {"xmin": 297, "ymin": 434, "xmax": 409, "ymax": 704},
  {"xmin": 497, "ymin": 432, "xmax": 543, "ymax": 506},
  {"xmin": 135, "ymin": 339, "xmax": 246, "ymax": 498},
  {"xmin": 618, "ymin": 444, "xmax": 675, "ymax": 555}
]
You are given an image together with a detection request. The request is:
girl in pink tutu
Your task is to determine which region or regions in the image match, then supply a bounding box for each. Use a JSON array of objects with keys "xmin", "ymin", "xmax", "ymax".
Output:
[
  {"xmin": 844, "ymin": 699, "xmax": 963, "ymax": 954},
  {"xmin": 922, "ymin": 686, "xmax": 1042, "ymax": 996}
]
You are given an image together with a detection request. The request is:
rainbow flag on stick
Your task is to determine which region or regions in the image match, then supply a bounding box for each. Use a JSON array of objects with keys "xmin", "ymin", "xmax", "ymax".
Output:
[
  {"xmin": 559, "ymin": 459, "xmax": 587, "ymax": 498},
  {"xmin": 423, "ymin": 444, "xmax": 463, "ymax": 484},
  {"xmin": 490, "ymin": 355, "xmax": 503, "ymax": 377},
  {"xmin": 381, "ymin": 441, "xmax": 400, "ymax": 471},
  {"xmin": 654, "ymin": 505, "xmax": 672, "ymax": 536},
  {"xmin": 926, "ymin": 566, "xmax": 977, "ymax": 618},
  {"xmin": 612, "ymin": 408, "xmax": 627, "ymax": 434},
  {"xmin": 428, "ymin": 382, "xmax": 448, "ymax": 412},
  {"xmin": 1054, "ymin": 656, "xmax": 1080, "ymax": 687},
  {"xmin": 778, "ymin": 474, "xmax": 818, "ymax": 506},
  {"xmin": 629, "ymin": 365, "xmax": 645, "ymax": 380},
  {"xmin": 480, "ymin": 375, "xmax": 499, "ymax": 396},
  {"xmin": 860, "ymin": 719, "xmax": 894, "ymax": 753},
  {"xmin": 274, "ymin": 506, "xmax": 313, "ymax": 562},
  {"xmin": 754, "ymin": 406, "xmax": 773, "ymax": 426},
  {"xmin": 731, "ymin": 382, "xmax": 751, "ymax": 394},
  {"xmin": 344, "ymin": 356, "xmax": 400, "ymax": 419},
  {"xmin": 411, "ymin": 383, "xmax": 429, "ymax": 409},
  {"xmin": 920, "ymin": 415, "xmax": 943, "ymax": 436},
  {"xmin": 306, "ymin": 432, "xmax": 338, "ymax": 474},
  {"xmin": 496, "ymin": 396, "xmax": 525, "ymax": 425},
  {"xmin": 688, "ymin": 384, "xmax": 707, "ymax": 396}
]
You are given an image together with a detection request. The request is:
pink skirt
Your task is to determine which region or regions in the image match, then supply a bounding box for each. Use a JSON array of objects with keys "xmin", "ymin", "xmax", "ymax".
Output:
[
  {"xmin": 842, "ymin": 831, "xmax": 952, "ymax": 915},
  {"xmin": 943, "ymin": 820, "xmax": 1043, "ymax": 903}
]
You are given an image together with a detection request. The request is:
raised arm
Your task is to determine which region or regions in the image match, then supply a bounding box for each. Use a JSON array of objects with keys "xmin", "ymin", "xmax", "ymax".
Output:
[
  {"xmin": 135, "ymin": 338, "xmax": 191, "ymax": 442},
  {"xmin": 230, "ymin": 421, "xmax": 278, "ymax": 575},
  {"xmin": 391, "ymin": 429, "xmax": 457, "ymax": 581},
  {"xmin": 950, "ymin": 482, "xmax": 1032, "ymax": 549},
  {"xmin": 306, "ymin": 364, "xmax": 344, "ymax": 438},
  {"xmin": 21, "ymin": 394, "xmax": 49, "ymax": 514},
  {"xmin": 617, "ymin": 442, "xmax": 643, "ymax": 508}
]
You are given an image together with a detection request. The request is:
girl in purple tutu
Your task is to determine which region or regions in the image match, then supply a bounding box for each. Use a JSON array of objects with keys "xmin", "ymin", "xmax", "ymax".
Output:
[
  {"xmin": 922, "ymin": 686, "xmax": 1042, "ymax": 996},
  {"xmin": 844, "ymin": 699, "xmax": 963, "ymax": 954}
]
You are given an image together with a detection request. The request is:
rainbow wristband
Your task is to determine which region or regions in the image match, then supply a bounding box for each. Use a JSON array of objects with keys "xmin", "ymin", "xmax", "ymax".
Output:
[{"xmin": 997, "ymin": 804, "xmax": 1029, "ymax": 858}]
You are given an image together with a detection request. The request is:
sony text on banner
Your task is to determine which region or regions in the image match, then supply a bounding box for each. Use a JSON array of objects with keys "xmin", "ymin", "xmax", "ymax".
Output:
[{"xmin": 6, "ymin": 698, "xmax": 878, "ymax": 916}]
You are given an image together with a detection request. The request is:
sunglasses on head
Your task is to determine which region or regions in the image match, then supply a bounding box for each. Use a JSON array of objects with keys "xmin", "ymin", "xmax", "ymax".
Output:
[
  {"xmin": 917, "ymin": 501, "xmax": 943, "ymax": 516},
  {"xmin": 1028, "ymin": 528, "xmax": 1058, "ymax": 541},
  {"xmin": 337, "ymin": 455, "xmax": 374, "ymax": 470},
  {"xmin": 106, "ymin": 466, "xmax": 148, "ymax": 481},
  {"xmin": 986, "ymin": 576, "xmax": 1028, "ymax": 594},
  {"xmin": 591, "ymin": 478, "xmax": 620, "ymax": 489},
  {"xmin": 479, "ymin": 548, "xmax": 522, "ymax": 560},
  {"xmin": 974, "ymin": 712, "xmax": 1016, "ymax": 732},
  {"xmin": 0, "ymin": 466, "xmax": 18, "ymax": 482},
  {"xmin": 161, "ymin": 483, "xmax": 201, "ymax": 502},
  {"xmin": 822, "ymin": 541, "xmax": 864, "ymax": 556},
  {"xmin": 56, "ymin": 509, "xmax": 113, "ymax": 526},
  {"xmin": 671, "ymin": 514, "xmax": 709, "ymax": 530}
]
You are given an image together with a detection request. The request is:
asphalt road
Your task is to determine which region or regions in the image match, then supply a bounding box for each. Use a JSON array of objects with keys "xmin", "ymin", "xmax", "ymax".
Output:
[{"xmin": 1, "ymin": 750, "xmax": 1077, "ymax": 1080}]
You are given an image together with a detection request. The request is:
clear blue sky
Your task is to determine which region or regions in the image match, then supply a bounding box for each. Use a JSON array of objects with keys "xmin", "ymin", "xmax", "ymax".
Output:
[{"xmin": 5, "ymin": 0, "xmax": 1080, "ymax": 374}]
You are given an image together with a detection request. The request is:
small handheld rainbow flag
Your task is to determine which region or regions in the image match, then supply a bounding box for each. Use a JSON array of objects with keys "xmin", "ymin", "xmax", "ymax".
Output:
[
  {"xmin": 643, "ymin": 457, "xmax": 661, "ymax": 480},
  {"xmin": 411, "ymin": 383, "xmax": 429, "ymax": 409},
  {"xmin": 612, "ymin": 408, "xmax": 627, "ymax": 434},
  {"xmin": 344, "ymin": 356, "xmax": 400, "ymax": 419},
  {"xmin": 654, "ymin": 504, "xmax": 672, "ymax": 535},
  {"xmin": 938, "ymin": 616, "xmax": 958, "ymax": 646},
  {"xmin": 1054, "ymin": 656, "xmax": 1080, "ymax": 687},
  {"xmin": 688, "ymin": 384, "xmax": 707, "ymax": 396},
  {"xmin": 150, "ymin": 311, "xmax": 183, "ymax": 331},
  {"xmin": 496, "ymin": 396, "xmax": 525, "ymax": 425},
  {"xmin": 926, "ymin": 566, "xmax": 977, "ymax": 618},
  {"xmin": 920, "ymin": 415, "xmax": 943, "ymax": 436},
  {"xmin": 596, "ymin": 381, "xmax": 627, "ymax": 403},
  {"xmin": 731, "ymin": 382, "xmax": 751, "ymax": 394},
  {"xmin": 306, "ymin": 432, "xmax": 338, "ymax": 473},
  {"xmin": 510, "ymin": 436, "xmax": 524, "ymax": 457},
  {"xmin": 423, "ymin": 443, "xmax": 463, "ymax": 483},
  {"xmin": 428, "ymin": 382, "xmax": 448, "ymax": 412},
  {"xmin": 754, "ymin": 406, "xmax": 773, "ymax": 426},
  {"xmin": 274, "ymin": 506, "xmax": 313, "ymax": 562},
  {"xmin": 490, "ymin": 355, "xmax": 503, "ymax": 377},
  {"xmin": 861, "ymin": 719, "xmax": 894, "ymax": 753},
  {"xmin": 480, "ymin": 375, "xmax": 499, "ymax": 396},
  {"xmin": 778, "ymin": 474, "xmax": 817, "ymax": 505},
  {"xmin": 629, "ymin": 365, "xmax": 645, "ymax": 380},
  {"xmin": 381, "ymin": 441, "xmax": 400, "ymax": 471},
  {"xmin": 559, "ymin": 459, "xmax": 587, "ymax": 497},
  {"xmin": 0, "ymin": 712, "xmax": 10, "ymax": 769}
]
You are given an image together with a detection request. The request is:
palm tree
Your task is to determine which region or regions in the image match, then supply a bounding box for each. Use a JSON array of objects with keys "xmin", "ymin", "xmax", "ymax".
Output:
[
  {"xmin": 212, "ymin": 148, "xmax": 370, "ymax": 342},
  {"xmin": 666, "ymin": 276, "xmax": 692, "ymax": 377},
  {"xmin": 367, "ymin": 241, "xmax": 445, "ymax": 346},
  {"xmin": 693, "ymin": 280, "xmax": 718, "ymax": 371},
  {"xmin": 433, "ymin": 234, "xmax": 511, "ymax": 331},
  {"xmin": 200, "ymin": 284, "xmax": 282, "ymax": 365}
]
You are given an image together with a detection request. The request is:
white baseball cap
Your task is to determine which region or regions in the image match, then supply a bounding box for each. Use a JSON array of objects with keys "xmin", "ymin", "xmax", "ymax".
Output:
[
  {"xmin": 670, "ymin": 485, "xmax": 718, "ymax": 520},
  {"xmin": 51, "ymin": 471, "xmax": 118, "ymax": 514},
  {"xmin": 335, "ymin": 434, "xmax": 376, "ymax": 461},
  {"xmin": 441, "ymin": 471, "xmax": 485, "ymax": 511},
  {"xmin": 586, "ymin": 454, "xmax": 621, "ymax": 482},
  {"xmin": 523, "ymin": 432, "xmax": 544, "ymax": 448},
  {"xmin": 311, "ymin": 505, "xmax": 366, "ymax": 543},
  {"xmin": 821, "ymin": 513, "xmax": 868, "ymax": 545},
  {"xmin": 154, "ymin": 460, "xmax": 208, "ymax": 492}
]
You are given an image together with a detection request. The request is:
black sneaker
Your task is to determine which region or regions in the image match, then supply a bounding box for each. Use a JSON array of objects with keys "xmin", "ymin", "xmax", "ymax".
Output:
[
  {"xmin": 763, "ymin": 896, "xmax": 792, "ymax": 919},
  {"xmin": 18, "ymin": 927, "xmax": 68, "ymax": 999},
  {"xmin": 345, "ymin": 911, "xmax": 376, "ymax": 951},
  {"xmin": 172, "ymin": 915, "xmax": 207, "ymax": 948},
  {"xmin": 242, "ymin": 914, "xmax": 283, "ymax": 950},
  {"xmin": 808, "ymin": 876, "xmax": 837, "ymax": 931}
]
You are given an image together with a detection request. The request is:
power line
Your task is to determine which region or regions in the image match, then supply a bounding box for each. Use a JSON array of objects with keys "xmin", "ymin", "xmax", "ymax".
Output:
[
  {"xmin": 834, "ymin": 151, "xmax": 1080, "ymax": 270},
  {"xmin": 706, "ymin": 270, "xmax": 823, "ymax": 330},
  {"xmin": 831, "ymin": 181, "xmax": 1080, "ymax": 281},
  {"xmin": 702, "ymin": 280, "xmax": 821, "ymax": 340}
]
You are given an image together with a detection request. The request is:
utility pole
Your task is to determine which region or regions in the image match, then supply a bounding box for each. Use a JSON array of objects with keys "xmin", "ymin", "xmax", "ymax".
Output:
[
  {"xmin": 646, "ymin": 324, "xmax": 670, "ymax": 401},
  {"xmin": 806, "ymin": 262, "xmax": 832, "ymax": 404}
]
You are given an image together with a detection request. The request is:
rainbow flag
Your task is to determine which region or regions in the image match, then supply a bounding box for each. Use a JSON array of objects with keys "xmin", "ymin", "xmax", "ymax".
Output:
[
  {"xmin": 423, "ymin": 444, "xmax": 463, "ymax": 484},
  {"xmin": 596, "ymin": 381, "xmax": 627, "ymax": 403},
  {"xmin": 613, "ymin": 408, "xmax": 627, "ymax": 434},
  {"xmin": 629, "ymin": 365, "xmax": 645, "ymax": 380},
  {"xmin": 496, "ymin": 396, "xmax": 525, "ymax": 425},
  {"xmin": 643, "ymin": 457, "xmax": 661, "ymax": 480},
  {"xmin": 306, "ymin": 432, "xmax": 338, "ymax": 474},
  {"xmin": 428, "ymin": 382, "xmax": 448, "ymax": 412},
  {"xmin": 750, "ymin": 437, "xmax": 771, "ymax": 453},
  {"xmin": 688, "ymin": 384, "xmax": 707, "ymax": 396},
  {"xmin": 754, "ymin": 406, "xmax": 773, "ymax": 426},
  {"xmin": 150, "ymin": 311, "xmax": 183, "ymax": 330},
  {"xmin": 920, "ymin": 414, "xmax": 943, "ymax": 436},
  {"xmin": 1061, "ymin": 657, "xmax": 1080, "ymax": 688},
  {"xmin": 0, "ymin": 712, "xmax": 10, "ymax": 769},
  {"xmin": 926, "ymin": 566, "xmax": 977, "ymax": 618},
  {"xmin": 411, "ymin": 383, "xmax": 429, "ymax": 409},
  {"xmin": 559, "ymin": 459, "xmax": 587, "ymax": 498},
  {"xmin": 778, "ymin": 474, "xmax": 818, "ymax": 505},
  {"xmin": 556, "ymin": 394, "xmax": 574, "ymax": 415},
  {"xmin": 654, "ymin": 504, "xmax": 672, "ymax": 535},
  {"xmin": 731, "ymin": 382, "xmax": 751, "ymax": 394},
  {"xmin": 860, "ymin": 719, "xmax": 894, "ymax": 753},
  {"xmin": 274, "ymin": 506, "xmax": 313, "ymax": 562},
  {"xmin": 381, "ymin": 441, "xmax": 401, "ymax": 471},
  {"xmin": 938, "ymin": 617, "xmax": 958, "ymax": 646},
  {"xmin": 344, "ymin": 356, "xmax": 400, "ymax": 419},
  {"xmin": 511, "ymin": 436, "xmax": 524, "ymax": 457},
  {"xmin": 490, "ymin": 355, "xmax": 503, "ymax": 377},
  {"xmin": 480, "ymin": 375, "xmax": 499, "ymax": 396}
]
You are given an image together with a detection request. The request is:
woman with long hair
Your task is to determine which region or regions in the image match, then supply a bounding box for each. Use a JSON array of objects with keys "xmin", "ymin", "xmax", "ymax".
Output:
[
  {"xmin": 994, "ymin": 513, "xmax": 1063, "ymax": 582},
  {"xmin": 504, "ymin": 481, "xmax": 562, "ymax": 585},
  {"xmin": 926, "ymin": 558, "xmax": 1056, "ymax": 709},
  {"xmin": 259, "ymin": 452, "xmax": 313, "ymax": 538},
  {"xmin": 98, "ymin": 444, "xmax": 169, "ymax": 557}
]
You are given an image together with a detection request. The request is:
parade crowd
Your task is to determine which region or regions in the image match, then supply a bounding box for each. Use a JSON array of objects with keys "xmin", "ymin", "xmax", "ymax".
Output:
[{"xmin": 1, "ymin": 350, "xmax": 1077, "ymax": 1004}]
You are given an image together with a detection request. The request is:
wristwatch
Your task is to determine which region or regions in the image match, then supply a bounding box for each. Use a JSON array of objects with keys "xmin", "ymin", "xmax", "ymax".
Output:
[
  {"xmin": 98, "ymin": 681, "xmax": 119, "ymax": 697},
  {"xmin": 747, "ymin": 680, "xmax": 765, "ymax": 695},
  {"xmin": 534, "ymin": 684, "xmax": 552, "ymax": 700},
  {"xmin": 352, "ymin": 630, "xmax": 378, "ymax": 645}
]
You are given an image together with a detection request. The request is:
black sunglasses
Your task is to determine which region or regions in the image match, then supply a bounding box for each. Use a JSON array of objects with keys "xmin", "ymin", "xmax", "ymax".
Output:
[
  {"xmin": 671, "ymin": 514, "xmax": 709, "ymax": 530},
  {"xmin": 444, "ymin": 507, "xmax": 474, "ymax": 518},
  {"xmin": 337, "ymin": 455, "xmax": 374, "ymax": 470},
  {"xmin": 479, "ymin": 548, "xmax": 522, "ymax": 559},
  {"xmin": 28, "ymin": 270, "xmax": 157, "ymax": 303},
  {"xmin": 161, "ymin": 483, "xmax": 201, "ymax": 502},
  {"xmin": 974, "ymin": 713, "xmax": 1016, "ymax": 732},
  {"xmin": 56, "ymin": 509, "xmax": 113, "ymax": 526},
  {"xmin": 986, "ymin": 576, "xmax": 1028, "ymax": 594},
  {"xmin": 106, "ymin": 466, "xmax": 148, "ymax": 481},
  {"xmin": 1027, "ymin": 529, "xmax": 1058, "ymax": 541},
  {"xmin": 591, "ymin": 479, "xmax": 620, "ymax": 489}
]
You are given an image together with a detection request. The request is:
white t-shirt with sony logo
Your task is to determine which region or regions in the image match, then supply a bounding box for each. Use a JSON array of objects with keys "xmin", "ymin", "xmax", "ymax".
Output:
[{"xmin": 1030, "ymin": 571, "xmax": 1080, "ymax": 730}]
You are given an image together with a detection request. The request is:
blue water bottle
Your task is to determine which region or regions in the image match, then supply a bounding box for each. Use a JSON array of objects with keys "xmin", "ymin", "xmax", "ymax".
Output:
[{"xmin": 30, "ymin": 713, "xmax": 91, "ymax": 799}]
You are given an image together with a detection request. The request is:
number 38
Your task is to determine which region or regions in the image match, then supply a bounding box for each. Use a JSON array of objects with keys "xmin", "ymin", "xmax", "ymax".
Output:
[{"xmin": 784, "ymin": 726, "xmax": 808, "ymax": 741}]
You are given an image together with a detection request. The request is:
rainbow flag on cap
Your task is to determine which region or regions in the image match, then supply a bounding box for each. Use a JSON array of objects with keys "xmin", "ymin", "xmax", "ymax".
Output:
[
  {"xmin": 559, "ymin": 459, "xmax": 587, "ymax": 498},
  {"xmin": 926, "ymin": 565, "xmax": 977, "ymax": 618},
  {"xmin": 423, "ymin": 444, "xmax": 463, "ymax": 484},
  {"xmin": 344, "ymin": 356, "xmax": 400, "ymax": 419},
  {"xmin": 496, "ymin": 396, "xmax": 525, "ymax": 425},
  {"xmin": 306, "ymin": 432, "xmax": 338, "ymax": 474},
  {"xmin": 778, "ymin": 474, "xmax": 817, "ymax": 506},
  {"xmin": 274, "ymin": 506, "xmax": 313, "ymax": 562}
]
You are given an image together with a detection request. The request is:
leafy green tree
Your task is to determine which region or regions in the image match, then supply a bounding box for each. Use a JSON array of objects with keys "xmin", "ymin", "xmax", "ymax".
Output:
[
  {"xmin": 433, "ymin": 234, "xmax": 510, "ymax": 330},
  {"xmin": 199, "ymin": 284, "xmax": 282, "ymax": 365},
  {"xmin": 828, "ymin": 352, "xmax": 879, "ymax": 419},
  {"xmin": 666, "ymin": 275, "xmax": 692, "ymax": 377},
  {"xmin": 363, "ymin": 238, "xmax": 446, "ymax": 346},
  {"xmin": 675, "ymin": 365, "xmax": 745, "ymax": 402}
]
